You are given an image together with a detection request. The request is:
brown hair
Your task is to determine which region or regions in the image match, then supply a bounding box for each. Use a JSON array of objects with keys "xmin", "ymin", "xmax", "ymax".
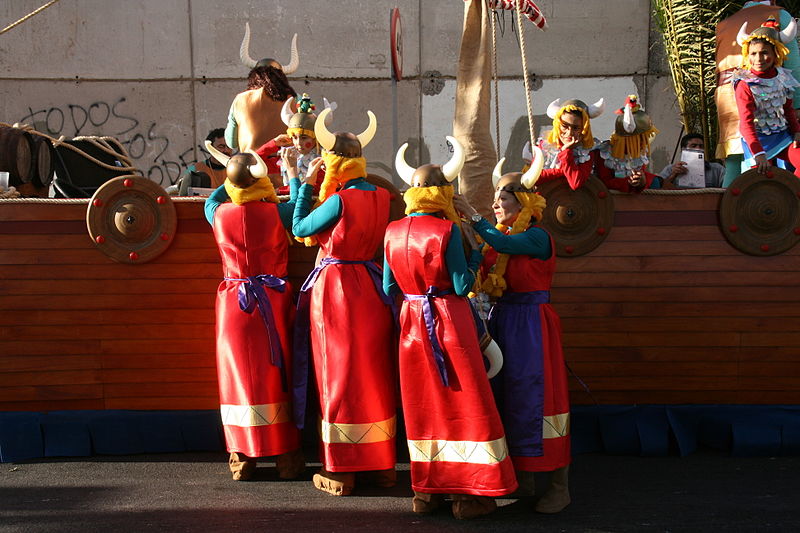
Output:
[{"xmin": 246, "ymin": 66, "xmax": 297, "ymax": 101}]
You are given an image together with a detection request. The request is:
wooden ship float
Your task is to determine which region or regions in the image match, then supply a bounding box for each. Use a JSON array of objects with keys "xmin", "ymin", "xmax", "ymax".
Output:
[{"xmin": 1, "ymin": 157, "xmax": 799, "ymax": 461}]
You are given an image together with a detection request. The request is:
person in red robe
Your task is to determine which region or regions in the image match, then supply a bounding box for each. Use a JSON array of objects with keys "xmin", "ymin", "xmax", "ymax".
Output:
[
  {"xmin": 203, "ymin": 143, "xmax": 304, "ymax": 481},
  {"xmin": 291, "ymin": 108, "xmax": 397, "ymax": 496},
  {"xmin": 455, "ymin": 149, "xmax": 571, "ymax": 514},
  {"xmin": 384, "ymin": 137, "xmax": 517, "ymax": 519}
]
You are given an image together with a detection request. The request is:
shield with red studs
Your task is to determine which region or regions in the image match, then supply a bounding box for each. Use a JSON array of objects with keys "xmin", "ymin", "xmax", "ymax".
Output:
[
  {"xmin": 720, "ymin": 168, "xmax": 800, "ymax": 256},
  {"xmin": 86, "ymin": 177, "xmax": 177, "ymax": 264},
  {"xmin": 536, "ymin": 176, "xmax": 614, "ymax": 257}
]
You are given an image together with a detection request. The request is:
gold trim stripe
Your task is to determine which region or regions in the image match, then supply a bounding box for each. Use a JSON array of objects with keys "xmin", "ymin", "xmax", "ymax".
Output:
[
  {"xmin": 220, "ymin": 402, "xmax": 291, "ymax": 427},
  {"xmin": 407, "ymin": 437, "xmax": 509, "ymax": 465},
  {"xmin": 321, "ymin": 416, "xmax": 397, "ymax": 445},
  {"xmin": 543, "ymin": 412, "xmax": 570, "ymax": 439}
]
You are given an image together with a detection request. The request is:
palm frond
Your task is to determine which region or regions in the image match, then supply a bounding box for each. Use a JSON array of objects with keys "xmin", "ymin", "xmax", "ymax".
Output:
[{"xmin": 652, "ymin": 0, "xmax": 741, "ymax": 153}]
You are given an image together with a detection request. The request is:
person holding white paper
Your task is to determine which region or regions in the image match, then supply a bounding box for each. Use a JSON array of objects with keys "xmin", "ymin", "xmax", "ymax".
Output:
[{"xmin": 656, "ymin": 134, "xmax": 725, "ymax": 189}]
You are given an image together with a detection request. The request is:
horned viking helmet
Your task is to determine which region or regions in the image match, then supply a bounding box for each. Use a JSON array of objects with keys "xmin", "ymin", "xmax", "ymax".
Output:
[
  {"xmin": 314, "ymin": 108, "xmax": 377, "ymax": 158},
  {"xmin": 394, "ymin": 136, "xmax": 466, "ymax": 187},
  {"xmin": 204, "ymin": 140, "xmax": 269, "ymax": 183},
  {"xmin": 239, "ymin": 22, "xmax": 299, "ymax": 74},
  {"xmin": 492, "ymin": 145, "xmax": 545, "ymax": 193},
  {"xmin": 546, "ymin": 98, "xmax": 605, "ymax": 120}
]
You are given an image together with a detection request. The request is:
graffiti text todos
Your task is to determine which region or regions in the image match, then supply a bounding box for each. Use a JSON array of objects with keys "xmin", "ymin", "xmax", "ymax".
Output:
[{"xmin": 19, "ymin": 97, "xmax": 204, "ymax": 186}]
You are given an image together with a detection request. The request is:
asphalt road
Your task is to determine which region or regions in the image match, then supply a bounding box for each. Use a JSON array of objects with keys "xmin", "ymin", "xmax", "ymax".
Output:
[{"xmin": 2, "ymin": 451, "xmax": 798, "ymax": 533}]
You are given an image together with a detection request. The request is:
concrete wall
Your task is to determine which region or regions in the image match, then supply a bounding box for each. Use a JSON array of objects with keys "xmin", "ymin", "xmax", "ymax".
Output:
[{"xmin": 0, "ymin": 0, "xmax": 681, "ymax": 188}]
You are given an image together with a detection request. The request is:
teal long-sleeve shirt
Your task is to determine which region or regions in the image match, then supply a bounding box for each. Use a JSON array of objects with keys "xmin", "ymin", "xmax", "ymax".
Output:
[
  {"xmin": 291, "ymin": 177, "xmax": 376, "ymax": 238},
  {"xmin": 203, "ymin": 177, "xmax": 300, "ymax": 228},
  {"xmin": 472, "ymin": 218, "xmax": 552, "ymax": 260},
  {"xmin": 382, "ymin": 213, "xmax": 484, "ymax": 298}
]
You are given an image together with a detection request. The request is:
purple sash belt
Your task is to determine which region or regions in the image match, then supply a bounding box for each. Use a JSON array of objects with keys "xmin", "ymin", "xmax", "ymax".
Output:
[
  {"xmin": 225, "ymin": 275, "xmax": 287, "ymax": 390},
  {"xmin": 292, "ymin": 256, "xmax": 395, "ymax": 429},
  {"xmin": 404, "ymin": 286, "xmax": 453, "ymax": 387}
]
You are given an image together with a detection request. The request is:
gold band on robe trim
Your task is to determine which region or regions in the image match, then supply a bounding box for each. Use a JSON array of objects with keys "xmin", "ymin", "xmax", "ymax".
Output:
[
  {"xmin": 543, "ymin": 412, "xmax": 570, "ymax": 440},
  {"xmin": 407, "ymin": 437, "xmax": 510, "ymax": 465},
  {"xmin": 220, "ymin": 402, "xmax": 291, "ymax": 427},
  {"xmin": 320, "ymin": 416, "xmax": 396, "ymax": 445}
]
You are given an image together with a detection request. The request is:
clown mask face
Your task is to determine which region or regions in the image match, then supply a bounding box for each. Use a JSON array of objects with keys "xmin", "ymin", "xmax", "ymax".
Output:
[{"xmin": 292, "ymin": 133, "xmax": 316, "ymax": 155}]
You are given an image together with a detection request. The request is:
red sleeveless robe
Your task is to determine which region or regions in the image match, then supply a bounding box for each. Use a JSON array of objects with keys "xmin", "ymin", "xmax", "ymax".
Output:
[
  {"xmin": 385, "ymin": 215, "xmax": 517, "ymax": 496},
  {"xmin": 310, "ymin": 187, "xmax": 397, "ymax": 472},
  {"xmin": 212, "ymin": 201, "xmax": 299, "ymax": 457}
]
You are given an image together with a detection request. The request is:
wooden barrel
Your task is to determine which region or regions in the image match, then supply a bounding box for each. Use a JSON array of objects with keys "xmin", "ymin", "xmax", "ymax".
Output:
[
  {"xmin": 31, "ymin": 135, "xmax": 55, "ymax": 188},
  {"xmin": 0, "ymin": 126, "xmax": 33, "ymax": 186}
]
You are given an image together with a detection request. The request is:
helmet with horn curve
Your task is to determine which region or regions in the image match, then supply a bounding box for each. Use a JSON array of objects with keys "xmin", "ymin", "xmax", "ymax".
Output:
[
  {"xmin": 239, "ymin": 22, "xmax": 299, "ymax": 74},
  {"xmin": 204, "ymin": 140, "xmax": 269, "ymax": 187},
  {"xmin": 613, "ymin": 95, "xmax": 653, "ymax": 137},
  {"xmin": 314, "ymin": 107, "xmax": 377, "ymax": 158},
  {"xmin": 492, "ymin": 145, "xmax": 545, "ymax": 193},
  {"xmin": 395, "ymin": 136, "xmax": 466, "ymax": 187},
  {"xmin": 737, "ymin": 16, "xmax": 796, "ymax": 68}
]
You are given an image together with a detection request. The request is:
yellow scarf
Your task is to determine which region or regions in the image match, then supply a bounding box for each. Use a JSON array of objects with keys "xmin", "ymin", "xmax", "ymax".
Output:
[
  {"xmin": 546, "ymin": 106, "xmax": 594, "ymax": 149},
  {"xmin": 481, "ymin": 191, "xmax": 547, "ymax": 298},
  {"xmin": 318, "ymin": 152, "xmax": 367, "ymax": 204},
  {"xmin": 224, "ymin": 177, "xmax": 279, "ymax": 205},
  {"xmin": 403, "ymin": 185, "xmax": 460, "ymax": 224}
]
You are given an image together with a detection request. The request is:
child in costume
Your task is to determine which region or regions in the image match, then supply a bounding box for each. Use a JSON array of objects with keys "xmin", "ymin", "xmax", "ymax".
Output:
[
  {"xmin": 454, "ymin": 151, "xmax": 571, "ymax": 514},
  {"xmin": 256, "ymin": 93, "xmax": 331, "ymax": 195},
  {"xmin": 291, "ymin": 108, "xmax": 397, "ymax": 496},
  {"xmin": 733, "ymin": 16, "xmax": 800, "ymax": 176},
  {"xmin": 536, "ymin": 98, "xmax": 604, "ymax": 190},
  {"xmin": 383, "ymin": 137, "xmax": 517, "ymax": 519},
  {"xmin": 596, "ymin": 95, "xmax": 659, "ymax": 193},
  {"xmin": 203, "ymin": 142, "xmax": 304, "ymax": 481}
]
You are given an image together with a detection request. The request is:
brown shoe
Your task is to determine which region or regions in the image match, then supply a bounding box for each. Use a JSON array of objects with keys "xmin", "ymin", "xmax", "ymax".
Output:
[
  {"xmin": 275, "ymin": 448, "xmax": 305, "ymax": 480},
  {"xmin": 516, "ymin": 470, "xmax": 536, "ymax": 497},
  {"xmin": 534, "ymin": 466, "xmax": 571, "ymax": 514},
  {"xmin": 412, "ymin": 492, "xmax": 444, "ymax": 514},
  {"xmin": 357, "ymin": 468, "xmax": 397, "ymax": 488},
  {"xmin": 312, "ymin": 468, "xmax": 355, "ymax": 496},
  {"xmin": 229, "ymin": 452, "xmax": 257, "ymax": 481},
  {"xmin": 451, "ymin": 495, "xmax": 497, "ymax": 520}
]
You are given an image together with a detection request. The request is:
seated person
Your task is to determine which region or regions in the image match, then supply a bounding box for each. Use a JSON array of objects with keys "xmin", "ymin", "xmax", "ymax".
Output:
[
  {"xmin": 536, "ymin": 97, "xmax": 604, "ymax": 190},
  {"xmin": 596, "ymin": 95, "xmax": 659, "ymax": 193},
  {"xmin": 653, "ymin": 134, "xmax": 725, "ymax": 188},
  {"xmin": 177, "ymin": 129, "xmax": 231, "ymax": 194}
]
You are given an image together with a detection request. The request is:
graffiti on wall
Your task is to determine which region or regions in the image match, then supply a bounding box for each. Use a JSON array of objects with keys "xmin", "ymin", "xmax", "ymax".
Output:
[{"xmin": 18, "ymin": 97, "xmax": 208, "ymax": 186}]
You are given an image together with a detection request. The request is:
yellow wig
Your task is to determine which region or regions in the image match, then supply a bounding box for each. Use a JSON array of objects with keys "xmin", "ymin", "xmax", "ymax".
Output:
[
  {"xmin": 403, "ymin": 185, "xmax": 460, "ymax": 224},
  {"xmin": 546, "ymin": 105, "xmax": 595, "ymax": 149},
  {"xmin": 741, "ymin": 36, "xmax": 790, "ymax": 69},
  {"xmin": 609, "ymin": 126, "xmax": 659, "ymax": 160}
]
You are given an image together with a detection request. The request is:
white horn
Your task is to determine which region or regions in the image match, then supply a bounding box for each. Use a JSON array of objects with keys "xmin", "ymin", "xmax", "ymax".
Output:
[
  {"xmin": 281, "ymin": 97, "xmax": 294, "ymax": 127},
  {"xmin": 736, "ymin": 21, "xmax": 750, "ymax": 47},
  {"xmin": 521, "ymin": 145, "xmax": 544, "ymax": 190},
  {"xmin": 239, "ymin": 22, "xmax": 258, "ymax": 69},
  {"xmin": 314, "ymin": 108, "xmax": 336, "ymax": 151},
  {"xmin": 394, "ymin": 143, "xmax": 415, "ymax": 186},
  {"xmin": 282, "ymin": 33, "xmax": 299, "ymax": 74},
  {"xmin": 587, "ymin": 98, "xmax": 605, "ymax": 119},
  {"xmin": 623, "ymin": 104, "xmax": 636, "ymax": 134},
  {"xmin": 780, "ymin": 17, "xmax": 797, "ymax": 44},
  {"xmin": 484, "ymin": 339, "xmax": 503, "ymax": 379},
  {"xmin": 522, "ymin": 140, "xmax": 533, "ymax": 163},
  {"xmin": 323, "ymin": 98, "xmax": 337, "ymax": 126},
  {"xmin": 546, "ymin": 98, "xmax": 563, "ymax": 119},
  {"xmin": 356, "ymin": 110, "xmax": 378, "ymax": 148},
  {"xmin": 492, "ymin": 157, "xmax": 506, "ymax": 188},
  {"xmin": 204, "ymin": 140, "xmax": 231, "ymax": 167},
  {"xmin": 247, "ymin": 150, "xmax": 269, "ymax": 179},
  {"xmin": 441, "ymin": 136, "xmax": 465, "ymax": 182}
]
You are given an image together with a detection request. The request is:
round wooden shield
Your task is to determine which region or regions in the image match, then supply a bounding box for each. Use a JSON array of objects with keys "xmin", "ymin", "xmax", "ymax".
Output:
[
  {"xmin": 86, "ymin": 177, "xmax": 177, "ymax": 264},
  {"xmin": 536, "ymin": 176, "xmax": 614, "ymax": 257},
  {"xmin": 366, "ymin": 173, "xmax": 407, "ymax": 222},
  {"xmin": 720, "ymin": 168, "xmax": 800, "ymax": 256}
]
